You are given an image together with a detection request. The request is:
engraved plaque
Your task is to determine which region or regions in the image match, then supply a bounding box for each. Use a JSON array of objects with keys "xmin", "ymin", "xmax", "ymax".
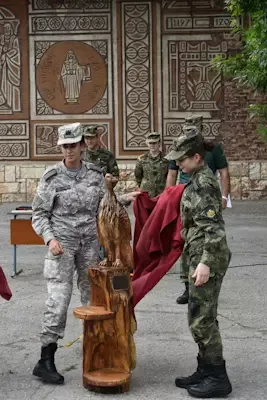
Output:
[{"xmin": 112, "ymin": 275, "xmax": 129, "ymax": 291}]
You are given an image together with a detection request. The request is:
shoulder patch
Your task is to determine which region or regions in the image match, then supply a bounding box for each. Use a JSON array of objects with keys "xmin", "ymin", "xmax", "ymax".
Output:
[
  {"xmin": 43, "ymin": 168, "xmax": 57, "ymax": 181},
  {"xmin": 85, "ymin": 162, "xmax": 102, "ymax": 173},
  {"xmin": 207, "ymin": 209, "xmax": 216, "ymax": 218},
  {"xmin": 138, "ymin": 153, "xmax": 147, "ymax": 161}
]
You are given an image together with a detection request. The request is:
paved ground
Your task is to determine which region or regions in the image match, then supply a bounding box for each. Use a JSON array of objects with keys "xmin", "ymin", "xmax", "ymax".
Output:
[{"xmin": 1, "ymin": 201, "xmax": 267, "ymax": 400}]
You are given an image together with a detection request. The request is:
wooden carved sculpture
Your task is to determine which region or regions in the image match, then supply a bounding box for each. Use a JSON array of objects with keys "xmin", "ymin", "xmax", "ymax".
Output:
[
  {"xmin": 98, "ymin": 180, "xmax": 134, "ymax": 269},
  {"xmin": 74, "ymin": 179, "xmax": 136, "ymax": 393}
]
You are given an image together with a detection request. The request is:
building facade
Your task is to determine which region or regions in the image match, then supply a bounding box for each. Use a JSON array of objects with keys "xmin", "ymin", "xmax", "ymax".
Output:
[{"xmin": 0, "ymin": 0, "xmax": 266, "ymax": 201}]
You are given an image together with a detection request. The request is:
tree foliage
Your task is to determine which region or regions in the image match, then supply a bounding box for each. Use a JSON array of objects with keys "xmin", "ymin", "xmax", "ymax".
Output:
[{"xmin": 213, "ymin": 0, "xmax": 267, "ymax": 136}]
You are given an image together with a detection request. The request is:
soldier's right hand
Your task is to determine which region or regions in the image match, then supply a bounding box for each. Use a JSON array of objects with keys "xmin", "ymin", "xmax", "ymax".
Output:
[{"xmin": 48, "ymin": 239, "xmax": 64, "ymax": 256}]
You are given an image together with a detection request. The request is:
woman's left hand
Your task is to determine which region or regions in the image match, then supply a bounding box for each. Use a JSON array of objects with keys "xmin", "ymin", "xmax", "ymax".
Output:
[{"xmin": 192, "ymin": 263, "xmax": 210, "ymax": 286}]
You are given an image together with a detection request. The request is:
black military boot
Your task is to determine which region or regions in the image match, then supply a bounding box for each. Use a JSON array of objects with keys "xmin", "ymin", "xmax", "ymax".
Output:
[
  {"xmin": 175, "ymin": 355, "xmax": 206, "ymax": 388},
  {"xmin": 176, "ymin": 282, "xmax": 189, "ymax": 304},
  {"xmin": 187, "ymin": 361, "xmax": 232, "ymax": 398},
  {"xmin": 33, "ymin": 343, "xmax": 64, "ymax": 384}
]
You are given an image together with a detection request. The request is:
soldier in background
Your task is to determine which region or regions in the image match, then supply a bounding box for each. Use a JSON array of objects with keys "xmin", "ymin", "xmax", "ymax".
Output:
[
  {"xmin": 134, "ymin": 132, "xmax": 169, "ymax": 198},
  {"xmin": 83, "ymin": 125, "xmax": 119, "ymax": 182},
  {"xmin": 165, "ymin": 132, "xmax": 232, "ymax": 398}
]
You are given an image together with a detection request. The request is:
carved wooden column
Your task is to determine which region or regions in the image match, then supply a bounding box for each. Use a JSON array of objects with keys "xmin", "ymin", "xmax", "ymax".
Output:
[{"xmin": 74, "ymin": 264, "xmax": 136, "ymax": 394}]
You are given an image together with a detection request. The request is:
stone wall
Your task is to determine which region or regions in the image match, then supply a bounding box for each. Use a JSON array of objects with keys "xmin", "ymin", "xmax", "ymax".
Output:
[{"xmin": 1, "ymin": 161, "xmax": 267, "ymax": 203}]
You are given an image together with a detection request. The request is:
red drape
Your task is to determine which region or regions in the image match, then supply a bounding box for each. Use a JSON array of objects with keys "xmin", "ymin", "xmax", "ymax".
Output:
[
  {"xmin": 0, "ymin": 266, "xmax": 12, "ymax": 301},
  {"xmin": 132, "ymin": 185, "xmax": 184, "ymax": 307}
]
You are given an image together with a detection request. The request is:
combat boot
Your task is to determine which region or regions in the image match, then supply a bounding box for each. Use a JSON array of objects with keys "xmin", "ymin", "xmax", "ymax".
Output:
[
  {"xmin": 176, "ymin": 282, "xmax": 189, "ymax": 304},
  {"xmin": 175, "ymin": 355, "xmax": 206, "ymax": 388},
  {"xmin": 33, "ymin": 343, "xmax": 64, "ymax": 384},
  {"xmin": 187, "ymin": 361, "xmax": 232, "ymax": 398}
]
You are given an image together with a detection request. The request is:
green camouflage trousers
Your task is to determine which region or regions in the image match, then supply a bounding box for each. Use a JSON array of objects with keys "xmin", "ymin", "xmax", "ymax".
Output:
[
  {"xmin": 185, "ymin": 252, "xmax": 230, "ymax": 363},
  {"xmin": 180, "ymin": 252, "xmax": 189, "ymax": 283}
]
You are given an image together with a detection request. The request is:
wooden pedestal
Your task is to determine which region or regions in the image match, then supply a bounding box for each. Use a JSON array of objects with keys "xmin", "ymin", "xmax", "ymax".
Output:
[{"xmin": 73, "ymin": 265, "xmax": 136, "ymax": 394}]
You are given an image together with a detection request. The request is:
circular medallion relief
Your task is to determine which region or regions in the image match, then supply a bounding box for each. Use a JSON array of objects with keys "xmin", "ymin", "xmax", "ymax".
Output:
[{"xmin": 36, "ymin": 41, "xmax": 107, "ymax": 114}]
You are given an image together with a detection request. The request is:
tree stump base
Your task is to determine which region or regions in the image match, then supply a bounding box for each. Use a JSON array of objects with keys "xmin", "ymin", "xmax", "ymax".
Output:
[
  {"xmin": 74, "ymin": 264, "xmax": 136, "ymax": 394},
  {"xmin": 84, "ymin": 369, "xmax": 130, "ymax": 394}
]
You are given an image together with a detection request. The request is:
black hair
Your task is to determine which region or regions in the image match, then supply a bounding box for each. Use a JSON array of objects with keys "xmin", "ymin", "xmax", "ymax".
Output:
[
  {"xmin": 185, "ymin": 138, "xmax": 216, "ymax": 159},
  {"xmin": 203, "ymin": 139, "xmax": 216, "ymax": 152}
]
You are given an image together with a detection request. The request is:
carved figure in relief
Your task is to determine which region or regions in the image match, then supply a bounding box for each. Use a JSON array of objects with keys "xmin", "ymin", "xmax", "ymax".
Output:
[
  {"xmin": 60, "ymin": 50, "xmax": 91, "ymax": 104},
  {"xmin": 0, "ymin": 15, "xmax": 21, "ymax": 113}
]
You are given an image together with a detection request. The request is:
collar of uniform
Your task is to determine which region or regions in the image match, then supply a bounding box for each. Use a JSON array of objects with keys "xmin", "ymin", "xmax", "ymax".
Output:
[
  {"xmin": 191, "ymin": 164, "xmax": 207, "ymax": 177},
  {"xmin": 60, "ymin": 160, "xmax": 87, "ymax": 179},
  {"xmin": 149, "ymin": 151, "xmax": 161, "ymax": 160},
  {"xmin": 87, "ymin": 147, "xmax": 100, "ymax": 155}
]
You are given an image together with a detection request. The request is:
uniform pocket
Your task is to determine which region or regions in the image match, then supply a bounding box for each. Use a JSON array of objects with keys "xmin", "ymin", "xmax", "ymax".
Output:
[
  {"xmin": 43, "ymin": 252, "xmax": 62, "ymax": 280},
  {"xmin": 56, "ymin": 188, "xmax": 79, "ymax": 214},
  {"xmin": 86, "ymin": 186, "xmax": 100, "ymax": 213}
]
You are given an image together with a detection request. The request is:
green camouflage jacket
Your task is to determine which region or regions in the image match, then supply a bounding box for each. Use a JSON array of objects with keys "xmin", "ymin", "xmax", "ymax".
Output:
[
  {"xmin": 134, "ymin": 152, "xmax": 169, "ymax": 198},
  {"xmin": 181, "ymin": 165, "xmax": 230, "ymax": 271},
  {"xmin": 84, "ymin": 148, "xmax": 119, "ymax": 179}
]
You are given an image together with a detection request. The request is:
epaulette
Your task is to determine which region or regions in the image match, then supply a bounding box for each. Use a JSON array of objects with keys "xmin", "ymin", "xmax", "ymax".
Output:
[
  {"xmin": 43, "ymin": 167, "xmax": 57, "ymax": 181},
  {"xmin": 193, "ymin": 173, "xmax": 214, "ymax": 193},
  {"xmin": 85, "ymin": 162, "xmax": 102, "ymax": 173},
  {"xmin": 99, "ymin": 148, "xmax": 113, "ymax": 156},
  {"xmin": 192, "ymin": 178, "xmax": 201, "ymax": 192}
]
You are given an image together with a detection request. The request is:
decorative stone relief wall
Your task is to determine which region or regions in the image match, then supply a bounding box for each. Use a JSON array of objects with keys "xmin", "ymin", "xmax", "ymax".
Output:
[
  {"xmin": 120, "ymin": 3, "xmax": 154, "ymax": 152},
  {"xmin": 0, "ymin": 2, "xmax": 29, "ymax": 160},
  {"xmin": 161, "ymin": 0, "xmax": 231, "ymax": 149},
  {"xmin": 29, "ymin": 0, "xmax": 113, "ymax": 160},
  {"xmin": 0, "ymin": 0, "xmax": 265, "ymax": 202}
]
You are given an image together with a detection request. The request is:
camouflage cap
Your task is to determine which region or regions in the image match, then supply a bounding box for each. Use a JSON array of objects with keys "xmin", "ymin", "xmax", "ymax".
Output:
[
  {"xmin": 165, "ymin": 130, "xmax": 204, "ymax": 161},
  {"xmin": 57, "ymin": 123, "xmax": 83, "ymax": 146},
  {"xmin": 182, "ymin": 124, "xmax": 201, "ymax": 135},
  {"xmin": 146, "ymin": 132, "xmax": 161, "ymax": 143},
  {"xmin": 184, "ymin": 114, "xmax": 203, "ymax": 127},
  {"xmin": 83, "ymin": 125, "xmax": 98, "ymax": 137}
]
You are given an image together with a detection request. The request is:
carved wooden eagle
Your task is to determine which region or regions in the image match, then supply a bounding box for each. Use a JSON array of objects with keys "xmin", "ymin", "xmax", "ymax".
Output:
[{"xmin": 97, "ymin": 181, "xmax": 134, "ymax": 270}]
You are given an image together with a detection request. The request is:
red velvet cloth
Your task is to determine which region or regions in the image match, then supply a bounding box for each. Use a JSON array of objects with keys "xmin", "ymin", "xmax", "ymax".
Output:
[
  {"xmin": 132, "ymin": 185, "xmax": 185, "ymax": 307},
  {"xmin": 0, "ymin": 267, "xmax": 12, "ymax": 301}
]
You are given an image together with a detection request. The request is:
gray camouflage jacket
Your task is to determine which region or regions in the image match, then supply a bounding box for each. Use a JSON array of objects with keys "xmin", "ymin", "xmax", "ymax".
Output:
[{"xmin": 32, "ymin": 161, "xmax": 129, "ymax": 244}]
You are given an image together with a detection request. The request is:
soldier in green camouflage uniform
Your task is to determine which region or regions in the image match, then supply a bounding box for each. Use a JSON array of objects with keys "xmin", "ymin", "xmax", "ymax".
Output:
[
  {"xmin": 168, "ymin": 116, "xmax": 230, "ymax": 306},
  {"xmin": 177, "ymin": 118, "xmax": 203, "ymax": 305},
  {"xmin": 165, "ymin": 132, "xmax": 232, "ymax": 398},
  {"xmin": 83, "ymin": 125, "xmax": 119, "ymax": 181},
  {"xmin": 134, "ymin": 132, "xmax": 169, "ymax": 198},
  {"xmin": 83, "ymin": 125, "xmax": 119, "ymax": 259}
]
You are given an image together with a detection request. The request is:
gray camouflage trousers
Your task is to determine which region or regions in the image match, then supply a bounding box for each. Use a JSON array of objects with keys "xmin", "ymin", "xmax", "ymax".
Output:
[{"xmin": 41, "ymin": 236, "xmax": 100, "ymax": 346}]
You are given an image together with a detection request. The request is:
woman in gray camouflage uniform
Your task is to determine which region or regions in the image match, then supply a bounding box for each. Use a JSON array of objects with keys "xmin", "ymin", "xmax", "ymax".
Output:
[
  {"xmin": 31, "ymin": 123, "xmax": 139, "ymax": 385},
  {"xmin": 165, "ymin": 130, "xmax": 232, "ymax": 398}
]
